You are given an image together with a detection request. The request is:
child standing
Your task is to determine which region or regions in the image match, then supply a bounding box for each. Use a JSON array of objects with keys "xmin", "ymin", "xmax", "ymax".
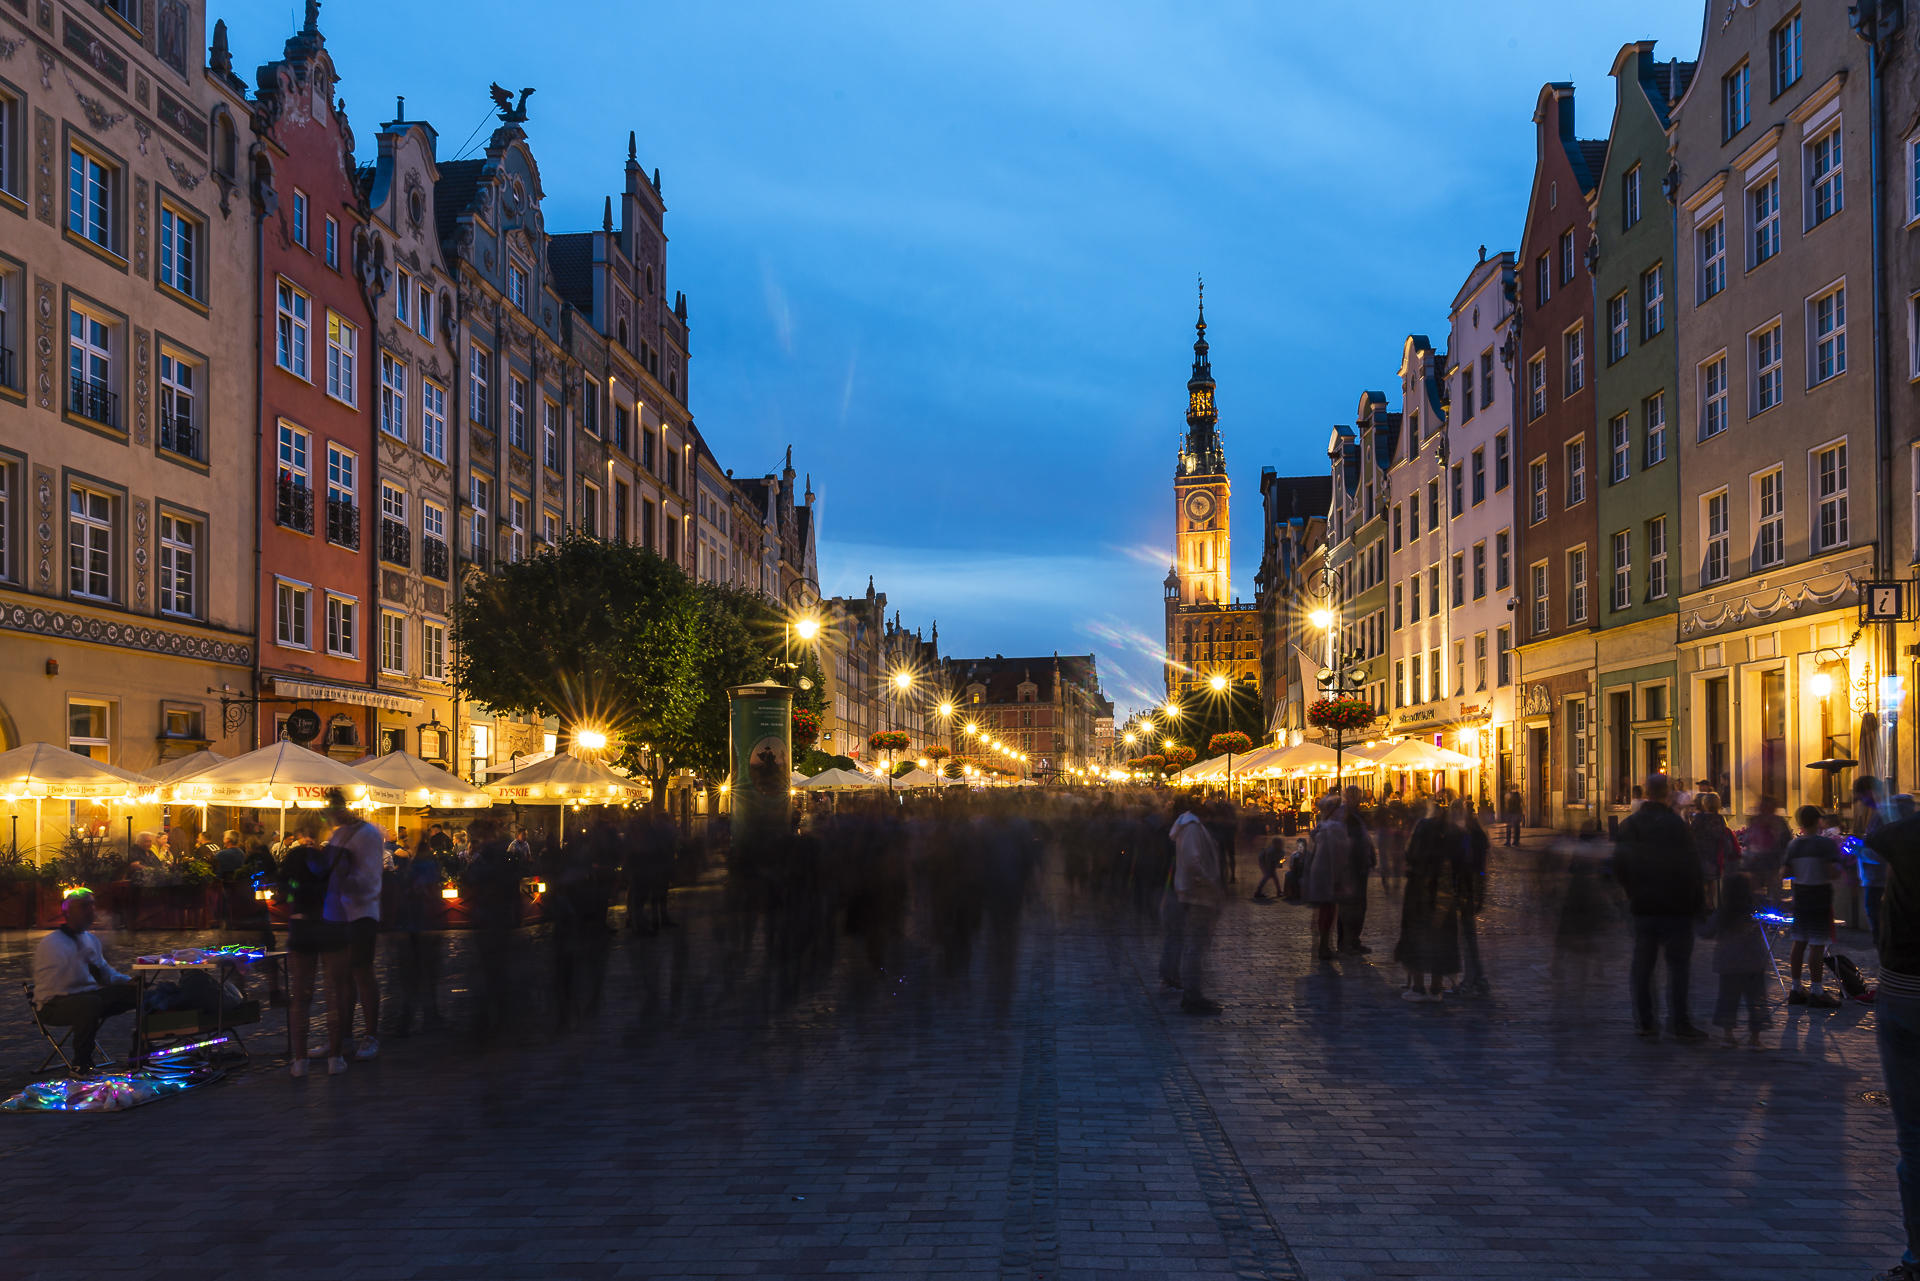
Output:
[
  {"xmin": 1701, "ymin": 873, "xmax": 1773, "ymax": 1048},
  {"xmin": 1785, "ymin": 803, "xmax": 1843, "ymax": 1010}
]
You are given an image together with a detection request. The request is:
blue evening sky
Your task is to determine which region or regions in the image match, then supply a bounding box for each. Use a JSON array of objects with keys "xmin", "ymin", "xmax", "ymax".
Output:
[{"xmin": 232, "ymin": 1, "xmax": 1700, "ymax": 716}]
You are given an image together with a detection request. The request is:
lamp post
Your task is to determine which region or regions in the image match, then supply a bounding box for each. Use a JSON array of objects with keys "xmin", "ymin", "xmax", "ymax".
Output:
[{"xmin": 1310, "ymin": 608, "xmax": 1371, "ymax": 793}]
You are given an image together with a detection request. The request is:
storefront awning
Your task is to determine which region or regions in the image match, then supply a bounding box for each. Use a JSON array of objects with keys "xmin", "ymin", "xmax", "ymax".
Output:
[{"xmin": 271, "ymin": 676, "xmax": 423, "ymax": 714}]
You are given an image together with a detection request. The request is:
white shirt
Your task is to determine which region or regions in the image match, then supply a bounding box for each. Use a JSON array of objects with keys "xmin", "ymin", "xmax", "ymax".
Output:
[
  {"xmin": 324, "ymin": 819, "xmax": 386, "ymax": 923},
  {"xmin": 33, "ymin": 927, "xmax": 129, "ymax": 1003}
]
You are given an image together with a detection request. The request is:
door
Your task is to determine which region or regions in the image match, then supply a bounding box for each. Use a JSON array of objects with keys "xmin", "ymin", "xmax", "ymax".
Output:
[{"xmin": 1528, "ymin": 726, "xmax": 1549, "ymax": 826}]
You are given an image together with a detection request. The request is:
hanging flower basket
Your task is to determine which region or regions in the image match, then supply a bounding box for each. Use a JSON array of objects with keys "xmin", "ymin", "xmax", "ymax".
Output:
[
  {"xmin": 1130, "ymin": 754, "xmax": 1167, "ymax": 774},
  {"xmin": 925, "ymin": 746, "xmax": 951, "ymax": 761},
  {"xmin": 1164, "ymin": 745, "xmax": 1198, "ymax": 770},
  {"xmin": 1308, "ymin": 697, "xmax": 1374, "ymax": 732},
  {"xmin": 868, "ymin": 731, "xmax": 911, "ymax": 754},
  {"xmin": 792, "ymin": 707, "xmax": 823, "ymax": 750},
  {"xmin": 1208, "ymin": 732, "xmax": 1253, "ymax": 757}
]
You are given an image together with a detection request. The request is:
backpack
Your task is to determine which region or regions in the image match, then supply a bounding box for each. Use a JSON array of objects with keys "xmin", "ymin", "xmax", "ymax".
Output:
[{"xmin": 1827, "ymin": 952, "xmax": 1875, "ymax": 1002}]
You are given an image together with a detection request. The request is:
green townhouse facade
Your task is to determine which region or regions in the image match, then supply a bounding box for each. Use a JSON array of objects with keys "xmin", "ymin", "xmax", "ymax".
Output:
[{"xmin": 1593, "ymin": 42, "xmax": 1698, "ymax": 820}]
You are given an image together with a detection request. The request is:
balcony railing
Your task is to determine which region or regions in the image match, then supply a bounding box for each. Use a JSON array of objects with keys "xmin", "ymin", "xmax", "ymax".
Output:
[
  {"xmin": 159, "ymin": 413, "xmax": 200, "ymax": 460},
  {"xmin": 380, "ymin": 517, "xmax": 411, "ymax": 567},
  {"xmin": 276, "ymin": 476, "xmax": 314, "ymax": 533},
  {"xmin": 421, "ymin": 536, "xmax": 450, "ymax": 581},
  {"xmin": 69, "ymin": 375, "xmax": 117, "ymax": 428},
  {"xmin": 326, "ymin": 496, "xmax": 360, "ymax": 550}
]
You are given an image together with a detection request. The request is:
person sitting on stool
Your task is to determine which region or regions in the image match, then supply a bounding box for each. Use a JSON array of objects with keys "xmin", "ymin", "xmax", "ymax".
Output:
[{"xmin": 33, "ymin": 890, "xmax": 136, "ymax": 1072}]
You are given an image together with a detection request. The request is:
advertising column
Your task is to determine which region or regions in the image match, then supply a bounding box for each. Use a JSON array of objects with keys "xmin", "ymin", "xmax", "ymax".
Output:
[{"xmin": 729, "ymin": 680, "xmax": 794, "ymax": 853}]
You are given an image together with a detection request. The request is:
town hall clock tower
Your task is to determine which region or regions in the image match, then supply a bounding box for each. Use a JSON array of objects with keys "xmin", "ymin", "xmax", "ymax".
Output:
[{"xmin": 1163, "ymin": 287, "xmax": 1262, "ymax": 701}]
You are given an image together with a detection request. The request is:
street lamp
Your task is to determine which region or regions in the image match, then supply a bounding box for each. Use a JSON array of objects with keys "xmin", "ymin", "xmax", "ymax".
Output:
[
  {"xmin": 1209, "ymin": 673, "xmax": 1227, "ymax": 692},
  {"xmin": 783, "ymin": 613, "xmax": 820, "ymax": 676}
]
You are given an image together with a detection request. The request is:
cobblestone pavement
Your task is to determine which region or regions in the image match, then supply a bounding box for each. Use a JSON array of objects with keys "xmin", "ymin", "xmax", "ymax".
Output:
[{"xmin": 0, "ymin": 833, "xmax": 1904, "ymax": 1280}]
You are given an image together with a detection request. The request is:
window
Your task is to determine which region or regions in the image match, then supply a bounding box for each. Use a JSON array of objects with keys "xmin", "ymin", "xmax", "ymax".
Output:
[
  {"xmin": 1751, "ymin": 174, "xmax": 1780, "ymax": 266},
  {"xmin": 67, "ymin": 147, "xmax": 113, "ymax": 249},
  {"xmin": 1530, "ymin": 460, "xmax": 1548, "ymax": 524},
  {"xmin": 1494, "ymin": 432, "xmax": 1510, "ymax": 491},
  {"xmin": 1810, "ymin": 126, "xmax": 1843, "ymax": 227},
  {"xmin": 1409, "ymin": 573, "xmax": 1421, "ymax": 622},
  {"xmin": 1648, "ymin": 516, "xmax": 1668, "ymax": 599},
  {"xmin": 1428, "ymin": 479, "xmax": 1440, "ymax": 530},
  {"xmin": 380, "ymin": 612, "xmax": 405, "ymax": 674},
  {"xmin": 1724, "ymin": 61, "xmax": 1751, "ymax": 138},
  {"xmin": 416, "ymin": 283, "xmax": 432, "ymax": 338},
  {"xmin": 1568, "ymin": 548, "xmax": 1588, "ymax": 624},
  {"xmin": 1813, "ymin": 285, "xmax": 1847, "ymax": 382},
  {"xmin": 1454, "ymin": 641, "xmax": 1466, "ymax": 696},
  {"xmin": 1566, "ymin": 325, "xmax": 1585, "ymax": 392},
  {"xmin": 423, "ymin": 500, "xmax": 444, "ymax": 544},
  {"xmin": 1392, "ymin": 504, "xmax": 1402, "ymax": 551},
  {"xmin": 326, "ymin": 596, "xmax": 356, "ymax": 657},
  {"xmin": 325, "ymin": 313, "xmax": 357, "ymax": 404},
  {"xmin": 0, "ymin": 463, "xmax": 10, "ymax": 581},
  {"xmin": 67, "ymin": 486, "xmax": 112, "ymax": 600},
  {"xmin": 158, "ymin": 204, "xmax": 196, "ymax": 296},
  {"xmin": 1395, "ymin": 661, "xmax": 1406, "ymax": 707},
  {"xmin": 470, "ymin": 476, "xmax": 490, "ymax": 561},
  {"xmin": 323, "ymin": 215, "xmax": 338, "ymax": 270},
  {"xmin": 582, "ymin": 482, "xmax": 599, "ymax": 536},
  {"xmin": 415, "ymin": 379, "xmax": 445, "ymax": 463},
  {"xmin": 422, "ymin": 621, "xmax": 446, "ymax": 681},
  {"xmin": 1702, "ymin": 356, "xmax": 1729, "ymax": 439},
  {"xmin": 1472, "ymin": 542, "xmax": 1487, "ymax": 599},
  {"xmin": 1757, "ymin": 468, "xmax": 1785, "ymax": 567},
  {"xmin": 276, "ymin": 581, "xmax": 310, "ymax": 648},
  {"xmin": 1450, "ymin": 463, "xmax": 1463, "ymax": 517},
  {"xmin": 1816, "ymin": 442, "xmax": 1849, "ymax": 550},
  {"xmin": 1644, "ymin": 392, "xmax": 1668, "ymax": 464},
  {"xmin": 1392, "ymin": 583, "xmax": 1403, "ymax": 630},
  {"xmin": 1642, "ymin": 264, "xmax": 1665, "ymax": 338},
  {"xmin": 291, "ymin": 189, "xmax": 308, "ymax": 247},
  {"xmin": 507, "ymin": 260, "xmax": 527, "ymax": 311},
  {"xmin": 67, "ymin": 308, "xmax": 114, "ymax": 427},
  {"xmin": 1408, "ymin": 493, "xmax": 1420, "ymax": 540},
  {"xmin": 1497, "ymin": 626, "xmax": 1512, "ymax": 686},
  {"xmin": 0, "ymin": 93, "xmax": 15, "ymax": 199},
  {"xmin": 1772, "ymin": 13, "xmax": 1802, "ymax": 96},
  {"xmin": 276, "ymin": 282, "xmax": 310, "ymax": 378},
  {"xmin": 68, "ymin": 701, "xmax": 109, "ymax": 765},
  {"xmin": 1460, "ymin": 362, "xmax": 1474, "ymax": 421},
  {"xmin": 1471, "ymin": 449, "xmax": 1485, "ymax": 505},
  {"xmin": 543, "ymin": 400, "xmax": 560, "ymax": 471},
  {"xmin": 468, "ymin": 345, "xmax": 489, "ymax": 427},
  {"xmin": 1527, "ymin": 353, "xmax": 1545, "ymax": 419},
  {"xmin": 1607, "ymin": 414, "xmax": 1630, "ymax": 484},
  {"xmin": 1480, "ymin": 351, "xmax": 1494, "ymax": 409},
  {"xmin": 396, "ymin": 270, "xmax": 412, "ymax": 325},
  {"xmin": 1451, "ymin": 553, "xmax": 1465, "ymax": 608},
  {"xmin": 1531, "ymin": 563, "xmax": 1549, "ymax": 635},
  {"xmin": 1753, "ymin": 323, "xmax": 1783, "ymax": 412},
  {"xmin": 508, "ymin": 495, "xmax": 527, "ymax": 563},
  {"xmin": 1410, "ymin": 654, "xmax": 1423, "ymax": 704},
  {"xmin": 1608, "ymin": 293, "xmax": 1629, "ymax": 363},
  {"xmin": 1611, "ymin": 531, "xmax": 1632, "ymax": 611},
  {"xmin": 158, "ymin": 352, "xmax": 195, "ymax": 457},
  {"xmin": 1705, "ymin": 491, "xmax": 1731, "ymax": 583},
  {"xmin": 1535, "ymin": 253, "xmax": 1550, "ymax": 306},
  {"xmin": 1566, "ymin": 440, "xmax": 1586, "ymax": 506},
  {"xmin": 1568, "ymin": 698, "xmax": 1589, "ymax": 804},
  {"xmin": 380, "ymin": 353, "xmax": 406, "ymax": 440},
  {"xmin": 278, "ymin": 423, "xmax": 309, "ymax": 491},
  {"xmin": 1495, "ymin": 529, "xmax": 1510, "ymax": 590},
  {"xmin": 1559, "ymin": 229, "xmax": 1576, "ymax": 285},
  {"xmin": 507, "ymin": 375, "xmax": 528, "ymax": 451},
  {"xmin": 1700, "ymin": 219, "xmax": 1726, "ymax": 300},
  {"xmin": 1474, "ymin": 633, "xmax": 1488, "ymax": 691},
  {"xmin": 614, "ymin": 405, "xmax": 630, "ymax": 456},
  {"xmin": 1428, "ymin": 565, "xmax": 1440, "ymax": 616}
]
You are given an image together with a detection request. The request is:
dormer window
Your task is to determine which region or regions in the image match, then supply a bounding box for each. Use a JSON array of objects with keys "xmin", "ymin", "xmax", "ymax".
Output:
[{"xmin": 507, "ymin": 259, "xmax": 528, "ymax": 312}]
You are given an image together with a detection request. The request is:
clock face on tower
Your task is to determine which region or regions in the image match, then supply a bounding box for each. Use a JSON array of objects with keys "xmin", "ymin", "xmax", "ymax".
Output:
[{"xmin": 1185, "ymin": 490, "xmax": 1215, "ymax": 523}]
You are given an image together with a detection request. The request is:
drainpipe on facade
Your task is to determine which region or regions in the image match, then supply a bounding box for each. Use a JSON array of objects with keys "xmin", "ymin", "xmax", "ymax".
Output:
[
  {"xmin": 449, "ymin": 290, "xmax": 463, "ymax": 782},
  {"xmin": 250, "ymin": 181, "xmax": 266, "ymax": 752},
  {"xmin": 1865, "ymin": 22, "xmax": 1897, "ymax": 794}
]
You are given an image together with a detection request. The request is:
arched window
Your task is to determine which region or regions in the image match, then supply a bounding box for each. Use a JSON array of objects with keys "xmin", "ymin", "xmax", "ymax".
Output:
[
  {"xmin": 213, "ymin": 110, "xmax": 237, "ymax": 178},
  {"xmin": 617, "ymin": 318, "xmax": 628, "ymax": 347}
]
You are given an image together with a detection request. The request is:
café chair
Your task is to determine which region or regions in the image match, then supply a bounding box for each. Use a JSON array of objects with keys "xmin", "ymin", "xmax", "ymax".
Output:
[{"xmin": 21, "ymin": 981, "xmax": 112, "ymax": 1076}]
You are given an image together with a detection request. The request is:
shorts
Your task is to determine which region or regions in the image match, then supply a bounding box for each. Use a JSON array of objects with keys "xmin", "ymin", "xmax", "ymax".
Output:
[
  {"xmin": 348, "ymin": 917, "xmax": 379, "ymax": 967},
  {"xmin": 288, "ymin": 917, "xmax": 349, "ymax": 955},
  {"xmin": 1790, "ymin": 883, "xmax": 1835, "ymax": 944}
]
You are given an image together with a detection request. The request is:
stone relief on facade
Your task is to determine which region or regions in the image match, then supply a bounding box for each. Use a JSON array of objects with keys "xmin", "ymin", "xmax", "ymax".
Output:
[
  {"xmin": 133, "ymin": 498, "xmax": 149, "ymax": 607},
  {"xmin": 162, "ymin": 150, "xmax": 204, "ymax": 190},
  {"xmin": 133, "ymin": 176, "xmax": 149, "ymax": 277},
  {"xmin": 132, "ymin": 117, "xmax": 149, "ymax": 156},
  {"xmin": 36, "ymin": 46, "xmax": 51, "ymax": 90},
  {"xmin": 33, "ymin": 276, "xmax": 52, "ymax": 409},
  {"xmin": 63, "ymin": 68, "xmax": 126, "ymax": 131},
  {"xmin": 134, "ymin": 70, "xmax": 148, "ymax": 107},
  {"xmin": 0, "ymin": 604, "xmax": 251, "ymax": 665},
  {"xmin": 34, "ymin": 468, "xmax": 53, "ymax": 588},
  {"xmin": 133, "ymin": 326, "xmax": 150, "ymax": 446},
  {"xmin": 0, "ymin": 36, "xmax": 23, "ymax": 60},
  {"xmin": 33, "ymin": 107, "xmax": 53, "ymax": 223}
]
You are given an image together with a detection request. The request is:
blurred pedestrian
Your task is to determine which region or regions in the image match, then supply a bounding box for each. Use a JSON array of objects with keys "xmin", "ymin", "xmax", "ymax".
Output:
[
  {"xmin": 1701, "ymin": 873, "xmax": 1771, "ymax": 1050},
  {"xmin": 1337, "ymin": 785, "xmax": 1375, "ymax": 955},
  {"xmin": 1303, "ymin": 793, "xmax": 1348, "ymax": 961},
  {"xmin": 1157, "ymin": 798, "xmax": 1190, "ymax": 990},
  {"xmin": 1395, "ymin": 794, "xmax": 1463, "ymax": 1002},
  {"xmin": 322, "ymin": 790, "xmax": 385, "ymax": 1063},
  {"xmin": 1251, "ymin": 832, "xmax": 1282, "ymax": 901},
  {"xmin": 1689, "ymin": 793, "xmax": 1736, "ymax": 909},
  {"xmin": 1171, "ymin": 794, "xmax": 1224, "ymax": 1015},
  {"xmin": 1503, "ymin": 788, "xmax": 1523, "ymax": 847},
  {"xmin": 1457, "ymin": 800, "xmax": 1491, "ymax": 994},
  {"xmin": 1785, "ymin": 804, "xmax": 1842, "ymax": 1011},
  {"xmin": 1744, "ymin": 795, "xmax": 1791, "ymax": 906},
  {"xmin": 1613, "ymin": 772, "xmax": 1708, "ymax": 1039},
  {"xmin": 1863, "ymin": 800, "xmax": 1920, "ymax": 1281}
]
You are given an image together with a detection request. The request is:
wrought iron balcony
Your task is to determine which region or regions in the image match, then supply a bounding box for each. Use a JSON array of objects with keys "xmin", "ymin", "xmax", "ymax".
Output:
[
  {"xmin": 159, "ymin": 412, "xmax": 200, "ymax": 460},
  {"xmin": 69, "ymin": 375, "xmax": 117, "ymax": 428},
  {"xmin": 326, "ymin": 496, "xmax": 361, "ymax": 550},
  {"xmin": 276, "ymin": 475, "xmax": 314, "ymax": 533},
  {"xmin": 380, "ymin": 517, "xmax": 411, "ymax": 567},
  {"xmin": 422, "ymin": 536, "xmax": 450, "ymax": 581}
]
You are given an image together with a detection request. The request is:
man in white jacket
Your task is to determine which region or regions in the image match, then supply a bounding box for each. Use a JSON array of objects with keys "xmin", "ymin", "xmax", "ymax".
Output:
[{"xmin": 1172, "ymin": 800, "xmax": 1225, "ymax": 1015}]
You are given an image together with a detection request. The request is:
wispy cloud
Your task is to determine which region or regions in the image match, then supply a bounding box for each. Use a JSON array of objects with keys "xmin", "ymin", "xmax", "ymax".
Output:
[{"xmin": 761, "ymin": 261, "xmax": 794, "ymax": 356}]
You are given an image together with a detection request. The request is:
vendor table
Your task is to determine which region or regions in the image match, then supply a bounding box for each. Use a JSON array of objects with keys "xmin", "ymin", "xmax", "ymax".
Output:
[{"xmin": 129, "ymin": 948, "xmax": 289, "ymax": 1067}]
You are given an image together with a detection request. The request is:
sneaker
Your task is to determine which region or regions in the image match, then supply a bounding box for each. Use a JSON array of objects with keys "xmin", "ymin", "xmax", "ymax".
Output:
[
  {"xmin": 1670, "ymin": 1024, "xmax": 1710, "ymax": 1040},
  {"xmin": 327, "ymin": 1056, "xmax": 349, "ymax": 1075},
  {"xmin": 1180, "ymin": 997, "xmax": 1223, "ymax": 1016},
  {"xmin": 1427, "ymin": 990, "xmax": 1444, "ymax": 1003},
  {"xmin": 307, "ymin": 1045, "xmax": 328, "ymax": 1058},
  {"xmin": 1870, "ymin": 1264, "xmax": 1920, "ymax": 1281},
  {"xmin": 1807, "ymin": 991, "xmax": 1842, "ymax": 1010},
  {"xmin": 354, "ymin": 1036, "xmax": 380, "ymax": 1061},
  {"xmin": 1400, "ymin": 989, "xmax": 1429, "ymax": 1003},
  {"xmin": 289, "ymin": 1058, "xmax": 308, "ymax": 1078},
  {"xmin": 1788, "ymin": 987, "xmax": 1809, "ymax": 1004}
]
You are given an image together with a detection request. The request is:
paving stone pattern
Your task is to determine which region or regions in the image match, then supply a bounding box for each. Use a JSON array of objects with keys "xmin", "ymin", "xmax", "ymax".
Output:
[{"xmin": 0, "ymin": 834, "xmax": 1903, "ymax": 1280}]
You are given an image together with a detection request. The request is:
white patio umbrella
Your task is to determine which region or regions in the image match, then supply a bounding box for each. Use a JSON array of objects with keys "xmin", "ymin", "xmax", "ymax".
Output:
[
  {"xmin": 799, "ymin": 768, "xmax": 883, "ymax": 791},
  {"xmin": 166, "ymin": 740, "xmax": 406, "ymax": 840},
  {"xmin": 0, "ymin": 743, "xmax": 156, "ymax": 857},
  {"xmin": 892, "ymin": 768, "xmax": 944, "ymax": 789},
  {"xmin": 143, "ymin": 749, "xmax": 228, "ymax": 785},
  {"xmin": 480, "ymin": 752, "xmax": 649, "ymax": 805},
  {"xmin": 348, "ymin": 751, "xmax": 493, "ymax": 809}
]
